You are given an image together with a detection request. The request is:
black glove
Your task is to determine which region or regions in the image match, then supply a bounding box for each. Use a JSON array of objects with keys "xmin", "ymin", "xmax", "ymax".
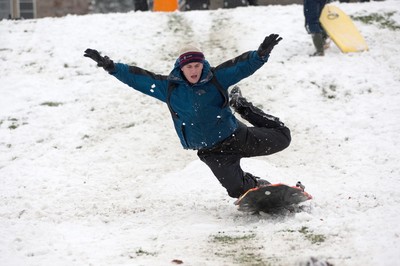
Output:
[
  {"xmin": 257, "ymin": 34, "xmax": 282, "ymax": 58},
  {"xmin": 84, "ymin": 48, "xmax": 115, "ymax": 72}
]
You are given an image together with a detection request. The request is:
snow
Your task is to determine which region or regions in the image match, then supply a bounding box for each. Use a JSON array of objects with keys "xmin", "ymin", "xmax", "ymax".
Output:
[{"xmin": 1, "ymin": 1, "xmax": 400, "ymax": 265}]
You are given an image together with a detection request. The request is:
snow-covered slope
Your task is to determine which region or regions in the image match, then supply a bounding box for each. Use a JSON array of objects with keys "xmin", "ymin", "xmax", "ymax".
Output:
[{"xmin": 1, "ymin": 1, "xmax": 400, "ymax": 265}]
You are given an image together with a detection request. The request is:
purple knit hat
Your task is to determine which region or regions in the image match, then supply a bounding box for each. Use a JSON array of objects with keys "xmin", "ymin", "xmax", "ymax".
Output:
[{"xmin": 178, "ymin": 44, "xmax": 205, "ymax": 68}]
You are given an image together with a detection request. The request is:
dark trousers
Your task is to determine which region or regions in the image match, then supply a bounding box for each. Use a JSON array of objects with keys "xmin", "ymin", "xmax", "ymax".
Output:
[
  {"xmin": 197, "ymin": 104, "xmax": 291, "ymax": 198},
  {"xmin": 248, "ymin": 0, "xmax": 258, "ymax": 5},
  {"xmin": 134, "ymin": 0, "xmax": 149, "ymax": 11},
  {"xmin": 304, "ymin": 0, "xmax": 327, "ymax": 33}
]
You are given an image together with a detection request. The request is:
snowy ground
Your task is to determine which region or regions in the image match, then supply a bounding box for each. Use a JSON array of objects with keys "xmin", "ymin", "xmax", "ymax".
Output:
[{"xmin": 1, "ymin": 1, "xmax": 400, "ymax": 265}]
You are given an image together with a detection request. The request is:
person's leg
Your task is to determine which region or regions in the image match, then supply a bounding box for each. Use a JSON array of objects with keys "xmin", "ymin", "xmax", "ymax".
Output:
[
  {"xmin": 248, "ymin": 0, "xmax": 258, "ymax": 6},
  {"xmin": 311, "ymin": 33, "xmax": 325, "ymax": 56},
  {"xmin": 235, "ymin": 124, "xmax": 291, "ymax": 158},
  {"xmin": 230, "ymin": 87, "xmax": 291, "ymax": 156},
  {"xmin": 304, "ymin": 0, "xmax": 326, "ymax": 55},
  {"xmin": 134, "ymin": 0, "xmax": 149, "ymax": 11},
  {"xmin": 197, "ymin": 126, "xmax": 271, "ymax": 198},
  {"xmin": 199, "ymin": 88, "xmax": 291, "ymax": 198},
  {"xmin": 197, "ymin": 152, "xmax": 246, "ymax": 198},
  {"xmin": 304, "ymin": 0, "xmax": 323, "ymax": 34}
]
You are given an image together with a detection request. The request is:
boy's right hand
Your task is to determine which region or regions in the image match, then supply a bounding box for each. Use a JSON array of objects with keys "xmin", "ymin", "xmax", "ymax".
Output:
[{"xmin": 84, "ymin": 49, "xmax": 115, "ymax": 73}]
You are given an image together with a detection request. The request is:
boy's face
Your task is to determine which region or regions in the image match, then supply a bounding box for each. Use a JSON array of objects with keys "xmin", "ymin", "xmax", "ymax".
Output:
[{"xmin": 181, "ymin": 62, "xmax": 203, "ymax": 84}]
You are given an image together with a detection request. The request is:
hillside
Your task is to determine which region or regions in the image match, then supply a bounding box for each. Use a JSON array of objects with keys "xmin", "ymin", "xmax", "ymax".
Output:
[{"xmin": 1, "ymin": 1, "xmax": 400, "ymax": 265}]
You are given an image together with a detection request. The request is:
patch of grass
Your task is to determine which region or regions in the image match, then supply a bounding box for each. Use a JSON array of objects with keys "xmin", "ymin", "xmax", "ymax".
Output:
[
  {"xmin": 135, "ymin": 248, "xmax": 157, "ymax": 257},
  {"xmin": 8, "ymin": 124, "xmax": 18, "ymax": 130},
  {"xmin": 311, "ymin": 81, "xmax": 338, "ymax": 99},
  {"xmin": 212, "ymin": 233, "xmax": 256, "ymax": 244},
  {"xmin": 210, "ymin": 231, "xmax": 272, "ymax": 265},
  {"xmin": 322, "ymin": 84, "xmax": 337, "ymax": 99},
  {"xmin": 299, "ymin": 226, "xmax": 326, "ymax": 245},
  {"xmin": 352, "ymin": 12, "xmax": 400, "ymax": 31},
  {"xmin": 7, "ymin": 118, "xmax": 19, "ymax": 130},
  {"xmin": 123, "ymin": 123, "xmax": 135, "ymax": 129},
  {"xmin": 40, "ymin": 101, "xmax": 63, "ymax": 107}
]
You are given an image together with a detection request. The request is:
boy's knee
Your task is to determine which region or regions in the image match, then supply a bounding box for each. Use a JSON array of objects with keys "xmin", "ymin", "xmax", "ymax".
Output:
[
  {"xmin": 270, "ymin": 126, "xmax": 291, "ymax": 153},
  {"xmin": 280, "ymin": 126, "xmax": 291, "ymax": 148}
]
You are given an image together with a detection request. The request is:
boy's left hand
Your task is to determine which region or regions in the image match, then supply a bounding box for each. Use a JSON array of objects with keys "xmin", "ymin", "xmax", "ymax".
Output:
[{"xmin": 257, "ymin": 34, "xmax": 282, "ymax": 57}]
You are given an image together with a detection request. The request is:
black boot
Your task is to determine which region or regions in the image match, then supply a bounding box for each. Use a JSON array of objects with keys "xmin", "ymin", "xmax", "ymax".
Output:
[
  {"xmin": 311, "ymin": 33, "xmax": 325, "ymax": 56},
  {"xmin": 245, "ymin": 172, "xmax": 270, "ymax": 188},
  {"xmin": 229, "ymin": 85, "xmax": 243, "ymax": 110},
  {"xmin": 229, "ymin": 86, "xmax": 284, "ymax": 128}
]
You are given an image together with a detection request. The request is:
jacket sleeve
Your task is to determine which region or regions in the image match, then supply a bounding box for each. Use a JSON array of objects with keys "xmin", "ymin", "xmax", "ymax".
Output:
[
  {"xmin": 110, "ymin": 63, "xmax": 169, "ymax": 102},
  {"xmin": 213, "ymin": 51, "xmax": 267, "ymax": 89}
]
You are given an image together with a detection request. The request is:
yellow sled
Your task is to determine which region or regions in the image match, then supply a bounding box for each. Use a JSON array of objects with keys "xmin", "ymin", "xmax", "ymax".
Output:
[{"xmin": 320, "ymin": 4, "xmax": 368, "ymax": 53}]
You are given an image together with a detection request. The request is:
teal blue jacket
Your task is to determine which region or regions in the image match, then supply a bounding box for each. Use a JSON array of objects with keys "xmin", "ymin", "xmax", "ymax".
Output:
[{"xmin": 111, "ymin": 50, "xmax": 268, "ymax": 150}]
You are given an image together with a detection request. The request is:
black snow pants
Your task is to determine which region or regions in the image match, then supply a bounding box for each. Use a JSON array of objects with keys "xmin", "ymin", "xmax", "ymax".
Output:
[{"xmin": 197, "ymin": 104, "xmax": 291, "ymax": 198}]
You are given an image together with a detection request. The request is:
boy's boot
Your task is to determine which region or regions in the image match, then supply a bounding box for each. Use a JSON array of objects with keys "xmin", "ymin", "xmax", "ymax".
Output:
[
  {"xmin": 229, "ymin": 86, "xmax": 284, "ymax": 128},
  {"xmin": 245, "ymin": 172, "xmax": 270, "ymax": 188}
]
